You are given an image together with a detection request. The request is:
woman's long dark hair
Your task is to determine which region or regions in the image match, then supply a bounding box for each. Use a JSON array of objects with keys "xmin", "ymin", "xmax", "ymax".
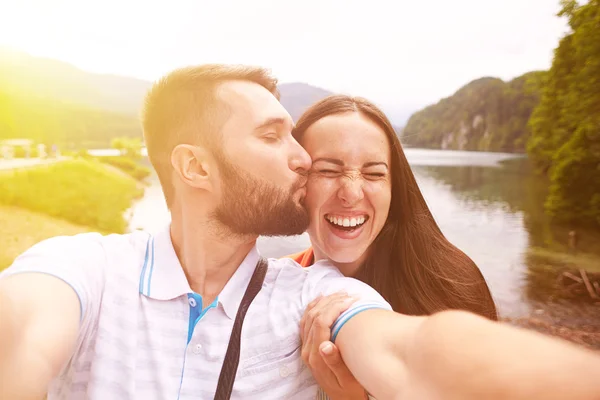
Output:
[{"xmin": 293, "ymin": 95, "xmax": 498, "ymax": 320}]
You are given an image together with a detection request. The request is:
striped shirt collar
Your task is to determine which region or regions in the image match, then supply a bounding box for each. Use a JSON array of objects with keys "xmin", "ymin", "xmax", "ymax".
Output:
[{"xmin": 139, "ymin": 223, "xmax": 261, "ymax": 320}]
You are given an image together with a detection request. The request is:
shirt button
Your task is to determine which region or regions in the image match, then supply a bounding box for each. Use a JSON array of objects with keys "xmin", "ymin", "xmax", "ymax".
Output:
[
  {"xmin": 193, "ymin": 344, "xmax": 202, "ymax": 354},
  {"xmin": 188, "ymin": 297, "xmax": 197, "ymax": 307},
  {"xmin": 279, "ymin": 365, "xmax": 290, "ymax": 378}
]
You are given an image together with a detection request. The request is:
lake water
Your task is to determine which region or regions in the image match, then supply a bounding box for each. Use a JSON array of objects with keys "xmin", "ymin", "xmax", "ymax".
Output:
[{"xmin": 123, "ymin": 148, "xmax": 596, "ymax": 319}]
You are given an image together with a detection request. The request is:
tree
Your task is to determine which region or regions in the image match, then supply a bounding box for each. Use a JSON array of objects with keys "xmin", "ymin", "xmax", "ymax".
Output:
[
  {"xmin": 527, "ymin": 0, "xmax": 600, "ymax": 227},
  {"xmin": 111, "ymin": 136, "xmax": 143, "ymax": 160}
]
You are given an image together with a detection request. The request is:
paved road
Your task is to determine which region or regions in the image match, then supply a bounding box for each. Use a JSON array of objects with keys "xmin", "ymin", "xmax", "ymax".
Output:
[{"xmin": 0, "ymin": 157, "xmax": 68, "ymax": 171}]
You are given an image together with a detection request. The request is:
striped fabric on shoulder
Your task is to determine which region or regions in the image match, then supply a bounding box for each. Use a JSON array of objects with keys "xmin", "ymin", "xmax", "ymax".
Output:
[
  {"xmin": 316, "ymin": 387, "xmax": 329, "ymax": 400},
  {"xmin": 316, "ymin": 387, "xmax": 376, "ymax": 399}
]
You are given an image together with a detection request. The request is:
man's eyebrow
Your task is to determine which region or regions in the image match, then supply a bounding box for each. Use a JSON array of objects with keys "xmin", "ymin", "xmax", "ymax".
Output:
[{"xmin": 254, "ymin": 117, "xmax": 293, "ymax": 131}]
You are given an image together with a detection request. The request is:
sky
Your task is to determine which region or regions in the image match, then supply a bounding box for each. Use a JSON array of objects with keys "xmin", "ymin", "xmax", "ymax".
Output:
[{"xmin": 0, "ymin": 0, "xmax": 570, "ymax": 124}]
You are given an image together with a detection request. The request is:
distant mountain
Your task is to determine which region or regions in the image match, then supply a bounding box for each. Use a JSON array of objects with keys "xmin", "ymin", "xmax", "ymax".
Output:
[
  {"xmin": 0, "ymin": 89, "xmax": 143, "ymax": 148},
  {"xmin": 0, "ymin": 48, "xmax": 145, "ymax": 148},
  {"xmin": 0, "ymin": 49, "xmax": 402, "ymax": 146},
  {"xmin": 401, "ymin": 71, "xmax": 546, "ymax": 152},
  {"xmin": 0, "ymin": 48, "xmax": 335, "ymax": 120},
  {"xmin": 278, "ymin": 82, "xmax": 404, "ymax": 135},
  {"xmin": 0, "ymin": 47, "xmax": 151, "ymax": 115},
  {"xmin": 278, "ymin": 82, "xmax": 333, "ymax": 121}
]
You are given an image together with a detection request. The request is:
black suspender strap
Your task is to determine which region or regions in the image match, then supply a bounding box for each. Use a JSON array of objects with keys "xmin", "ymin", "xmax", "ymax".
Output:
[{"xmin": 214, "ymin": 257, "xmax": 268, "ymax": 400}]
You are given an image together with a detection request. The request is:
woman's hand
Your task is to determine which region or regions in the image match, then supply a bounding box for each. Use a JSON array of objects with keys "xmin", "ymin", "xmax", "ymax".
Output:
[{"xmin": 300, "ymin": 292, "xmax": 368, "ymax": 400}]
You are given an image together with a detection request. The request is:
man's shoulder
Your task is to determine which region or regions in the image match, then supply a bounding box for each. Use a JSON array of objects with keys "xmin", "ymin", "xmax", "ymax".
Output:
[
  {"xmin": 100, "ymin": 229, "xmax": 152, "ymax": 257},
  {"xmin": 5, "ymin": 230, "xmax": 150, "ymax": 271},
  {"xmin": 264, "ymin": 257, "xmax": 346, "ymax": 290},
  {"xmin": 264, "ymin": 256, "xmax": 304, "ymax": 281},
  {"xmin": 267, "ymin": 256, "xmax": 303, "ymax": 270},
  {"xmin": 38, "ymin": 229, "xmax": 147, "ymax": 252},
  {"xmin": 267, "ymin": 256, "xmax": 342, "ymax": 276}
]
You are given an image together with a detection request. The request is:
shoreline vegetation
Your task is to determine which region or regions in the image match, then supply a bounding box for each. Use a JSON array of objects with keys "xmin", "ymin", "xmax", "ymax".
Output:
[{"xmin": 0, "ymin": 158, "xmax": 144, "ymax": 233}]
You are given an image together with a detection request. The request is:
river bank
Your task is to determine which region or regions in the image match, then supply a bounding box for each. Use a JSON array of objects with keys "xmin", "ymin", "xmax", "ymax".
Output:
[
  {"xmin": 0, "ymin": 204, "xmax": 94, "ymax": 270},
  {"xmin": 506, "ymin": 301, "xmax": 600, "ymax": 351},
  {"xmin": 504, "ymin": 248, "xmax": 600, "ymax": 351},
  {"xmin": 0, "ymin": 158, "xmax": 145, "ymax": 270}
]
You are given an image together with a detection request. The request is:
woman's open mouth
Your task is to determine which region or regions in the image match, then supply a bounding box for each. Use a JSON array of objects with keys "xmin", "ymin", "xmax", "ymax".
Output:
[{"xmin": 324, "ymin": 214, "xmax": 369, "ymax": 232}]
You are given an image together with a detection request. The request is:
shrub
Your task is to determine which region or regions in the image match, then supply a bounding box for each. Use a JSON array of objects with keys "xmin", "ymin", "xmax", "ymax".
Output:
[
  {"xmin": 97, "ymin": 156, "xmax": 151, "ymax": 181},
  {"xmin": 0, "ymin": 159, "xmax": 143, "ymax": 233}
]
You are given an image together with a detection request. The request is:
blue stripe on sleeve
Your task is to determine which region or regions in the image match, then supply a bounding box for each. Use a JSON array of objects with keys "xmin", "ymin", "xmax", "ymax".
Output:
[{"xmin": 331, "ymin": 302, "xmax": 389, "ymax": 342}]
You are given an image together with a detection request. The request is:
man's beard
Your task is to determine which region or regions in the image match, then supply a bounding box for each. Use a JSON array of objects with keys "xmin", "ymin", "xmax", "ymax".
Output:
[{"xmin": 212, "ymin": 152, "xmax": 309, "ymax": 237}]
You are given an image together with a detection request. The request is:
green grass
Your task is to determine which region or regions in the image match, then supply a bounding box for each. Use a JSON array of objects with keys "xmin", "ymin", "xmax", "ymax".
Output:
[
  {"xmin": 0, "ymin": 205, "xmax": 95, "ymax": 271},
  {"xmin": 96, "ymin": 155, "xmax": 151, "ymax": 181},
  {"xmin": 0, "ymin": 159, "xmax": 143, "ymax": 234},
  {"xmin": 526, "ymin": 247, "xmax": 600, "ymax": 273}
]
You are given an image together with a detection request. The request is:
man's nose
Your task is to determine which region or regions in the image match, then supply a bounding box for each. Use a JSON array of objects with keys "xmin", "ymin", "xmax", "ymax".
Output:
[{"xmin": 289, "ymin": 138, "xmax": 311, "ymax": 175}]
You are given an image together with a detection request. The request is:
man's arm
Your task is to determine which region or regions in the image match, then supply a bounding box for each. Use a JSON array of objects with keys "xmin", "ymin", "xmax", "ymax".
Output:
[
  {"xmin": 0, "ymin": 233, "xmax": 106, "ymax": 400},
  {"xmin": 0, "ymin": 273, "xmax": 81, "ymax": 400},
  {"xmin": 335, "ymin": 309, "xmax": 600, "ymax": 400}
]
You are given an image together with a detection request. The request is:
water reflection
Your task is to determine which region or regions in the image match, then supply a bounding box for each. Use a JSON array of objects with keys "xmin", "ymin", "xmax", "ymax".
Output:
[
  {"xmin": 419, "ymin": 158, "xmax": 600, "ymax": 254},
  {"xmin": 409, "ymin": 165, "xmax": 530, "ymax": 317},
  {"xmin": 414, "ymin": 157, "xmax": 599, "ymax": 313}
]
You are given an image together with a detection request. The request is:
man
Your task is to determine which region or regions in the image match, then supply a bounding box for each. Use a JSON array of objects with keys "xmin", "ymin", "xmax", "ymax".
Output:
[{"xmin": 1, "ymin": 64, "xmax": 599, "ymax": 400}]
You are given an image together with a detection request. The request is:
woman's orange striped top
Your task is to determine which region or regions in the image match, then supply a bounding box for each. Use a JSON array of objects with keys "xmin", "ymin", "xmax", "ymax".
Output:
[{"xmin": 286, "ymin": 247, "xmax": 314, "ymax": 267}]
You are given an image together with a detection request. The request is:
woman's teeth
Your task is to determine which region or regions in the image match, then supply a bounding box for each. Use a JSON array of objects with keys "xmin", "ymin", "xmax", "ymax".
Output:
[{"xmin": 325, "ymin": 215, "xmax": 367, "ymax": 228}]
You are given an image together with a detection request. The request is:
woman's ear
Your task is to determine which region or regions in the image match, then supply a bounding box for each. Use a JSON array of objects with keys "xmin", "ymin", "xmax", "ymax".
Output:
[{"xmin": 171, "ymin": 144, "xmax": 214, "ymax": 191}]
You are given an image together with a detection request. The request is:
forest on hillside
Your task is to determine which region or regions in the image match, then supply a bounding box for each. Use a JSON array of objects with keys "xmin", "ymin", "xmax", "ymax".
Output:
[
  {"xmin": 527, "ymin": 0, "xmax": 600, "ymax": 227},
  {"xmin": 401, "ymin": 72, "xmax": 546, "ymax": 153},
  {"xmin": 403, "ymin": 0, "xmax": 599, "ymax": 228}
]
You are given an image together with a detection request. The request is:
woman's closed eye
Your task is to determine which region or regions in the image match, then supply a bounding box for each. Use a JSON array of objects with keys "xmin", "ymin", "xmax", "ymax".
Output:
[
  {"xmin": 315, "ymin": 169, "xmax": 341, "ymax": 177},
  {"xmin": 364, "ymin": 172, "xmax": 386, "ymax": 179}
]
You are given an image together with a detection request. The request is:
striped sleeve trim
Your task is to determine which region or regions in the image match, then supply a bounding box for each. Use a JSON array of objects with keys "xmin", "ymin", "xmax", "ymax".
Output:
[
  {"xmin": 331, "ymin": 303, "xmax": 390, "ymax": 342},
  {"xmin": 317, "ymin": 386, "xmax": 377, "ymax": 399},
  {"xmin": 316, "ymin": 387, "xmax": 329, "ymax": 400},
  {"xmin": 331, "ymin": 302, "xmax": 390, "ymax": 342}
]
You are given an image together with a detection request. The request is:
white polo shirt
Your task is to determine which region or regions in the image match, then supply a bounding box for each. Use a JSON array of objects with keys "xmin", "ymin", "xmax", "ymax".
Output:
[{"xmin": 0, "ymin": 224, "xmax": 391, "ymax": 399}]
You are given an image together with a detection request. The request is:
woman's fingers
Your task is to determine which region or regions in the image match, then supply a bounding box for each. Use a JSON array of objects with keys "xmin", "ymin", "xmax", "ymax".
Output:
[
  {"xmin": 301, "ymin": 292, "xmax": 353, "ymax": 366},
  {"xmin": 301, "ymin": 292, "xmax": 351, "ymax": 343},
  {"xmin": 309, "ymin": 296, "xmax": 356, "ymax": 340},
  {"xmin": 303, "ymin": 294, "xmax": 358, "ymax": 368},
  {"xmin": 320, "ymin": 341, "xmax": 359, "ymax": 387}
]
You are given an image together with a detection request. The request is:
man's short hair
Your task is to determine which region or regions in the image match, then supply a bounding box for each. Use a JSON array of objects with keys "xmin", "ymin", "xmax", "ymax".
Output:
[{"xmin": 141, "ymin": 64, "xmax": 279, "ymax": 208}]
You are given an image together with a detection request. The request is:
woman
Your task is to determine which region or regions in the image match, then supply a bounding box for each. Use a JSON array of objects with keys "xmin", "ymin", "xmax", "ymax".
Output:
[{"xmin": 288, "ymin": 95, "xmax": 498, "ymax": 399}]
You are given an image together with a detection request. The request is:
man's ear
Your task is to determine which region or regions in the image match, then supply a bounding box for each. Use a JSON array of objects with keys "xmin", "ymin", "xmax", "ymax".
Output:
[{"xmin": 171, "ymin": 144, "xmax": 214, "ymax": 191}]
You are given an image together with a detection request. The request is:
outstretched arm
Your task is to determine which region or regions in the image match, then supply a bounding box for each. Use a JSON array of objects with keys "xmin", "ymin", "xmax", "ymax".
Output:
[
  {"xmin": 0, "ymin": 234, "xmax": 106, "ymax": 400},
  {"xmin": 334, "ymin": 308, "xmax": 600, "ymax": 400},
  {"xmin": 0, "ymin": 273, "xmax": 81, "ymax": 400},
  {"xmin": 302, "ymin": 264, "xmax": 600, "ymax": 399}
]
